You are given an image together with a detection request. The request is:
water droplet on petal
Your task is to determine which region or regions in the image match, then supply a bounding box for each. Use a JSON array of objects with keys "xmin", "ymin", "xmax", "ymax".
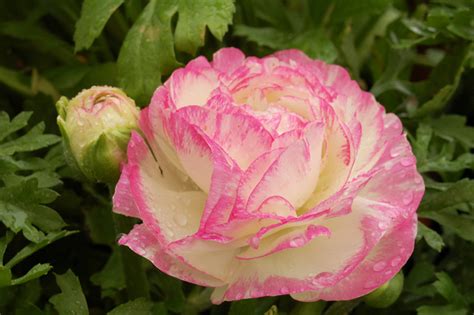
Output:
[
  {"xmin": 390, "ymin": 146, "xmax": 403, "ymax": 157},
  {"xmin": 391, "ymin": 257, "xmax": 402, "ymax": 267},
  {"xmin": 373, "ymin": 261, "xmax": 387, "ymax": 272},
  {"xmin": 400, "ymin": 157, "xmax": 415, "ymax": 166},
  {"xmin": 174, "ymin": 213, "xmax": 188, "ymax": 226}
]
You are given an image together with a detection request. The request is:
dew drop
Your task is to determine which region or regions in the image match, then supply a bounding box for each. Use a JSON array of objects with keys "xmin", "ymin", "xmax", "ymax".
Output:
[
  {"xmin": 373, "ymin": 261, "xmax": 387, "ymax": 272},
  {"xmin": 391, "ymin": 257, "xmax": 402, "ymax": 267},
  {"xmin": 390, "ymin": 146, "xmax": 403, "ymax": 157},
  {"xmin": 400, "ymin": 157, "xmax": 415, "ymax": 166},
  {"xmin": 174, "ymin": 213, "xmax": 188, "ymax": 226},
  {"xmin": 289, "ymin": 237, "xmax": 304, "ymax": 248},
  {"xmin": 414, "ymin": 176, "xmax": 423, "ymax": 184}
]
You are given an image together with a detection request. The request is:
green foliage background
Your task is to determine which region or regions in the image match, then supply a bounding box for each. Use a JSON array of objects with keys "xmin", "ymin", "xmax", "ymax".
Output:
[{"xmin": 0, "ymin": 0, "xmax": 473, "ymax": 314}]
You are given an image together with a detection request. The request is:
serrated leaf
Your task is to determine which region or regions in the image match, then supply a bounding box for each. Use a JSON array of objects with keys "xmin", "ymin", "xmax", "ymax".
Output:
[
  {"xmin": 417, "ymin": 222, "xmax": 445, "ymax": 252},
  {"xmin": 0, "ymin": 122, "xmax": 60, "ymax": 156},
  {"xmin": 107, "ymin": 298, "xmax": 154, "ymax": 315},
  {"xmin": 0, "ymin": 112, "xmax": 32, "ymax": 143},
  {"xmin": 0, "ymin": 179, "xmax": 65, "ymax": 243},
  {"xmin": 50, "ymin": 270, "xmax": 88, "ymax": 315},
  {"xmin": 175, "ymin": 0, "xmax": 235, "ymax": 55},
  {"xmin": 74, "ymin": 0, "xmax": 125, "ymax": 51},
  {"xmin": 117, "ymin": 0, "xmax": 179, "ymax": 106}
]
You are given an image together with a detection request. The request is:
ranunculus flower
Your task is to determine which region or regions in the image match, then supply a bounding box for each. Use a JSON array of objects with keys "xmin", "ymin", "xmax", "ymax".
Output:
[
  {"xmin": 56, "ymin": 86, "xmax": 139, "ymax": 183},
  {"xmin": 113, "ymin": 48, "xmax": 424, "ymax": 303}
]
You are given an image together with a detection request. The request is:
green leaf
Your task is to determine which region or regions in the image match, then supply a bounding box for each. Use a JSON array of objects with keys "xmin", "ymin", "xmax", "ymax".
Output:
[
  {"xmin": 229, "ymin": 297, "xmax": 277, "ymax": 315},
  {"xmin": 90, "ymin": 248, "xmax": 125, "ymax": 298},
  {"xmin": 149, "ymin": 270, "xmax": 185, "ymax": 312},
  {"xmin": 417, "ymin": 222, "xmax": 445, "ymax": 252},
  {"xmin": 419, "ymin": 179, "xmax": 474, "ymax": 214},
  {"xmin": 433, "ymin": 272, "xmax": 467, "ymax": 307},
  {"xmin": 234, "ymin": 26, "xmax": 337, "ymax": 62},
  {"xmin": 427, "ymin": 115, "xmax": 474, "ymax": 149},
  {"xmin": 0, "ymin": 67, "xmax": 34, "ymax": 96},
  {"xmin": 0, "ymin": 122, "xmax": 60, "ymax": 156},
  {"xmin": 0, "ymin": 231, "xmax": 14, "ymax": 265},
  {"xmin": 0, "ymin": 179, "xmax": 65, "ymax": 243},
  {"xmin": 324, "ymin": 300, "xmax": 361, "ymax": 315},
  {"xmin": 412, "ymin": 43, "xmax": 471, "ymax": 118},
  {"xmin": 117, "ymin": 0, "xmax": 179, "ymax": 106},
  {"xmin": 74, "ymin": 0, "xmax": 125, "ymax": 51},
  {"xmin": 175, "ymin": 0, "xmax": 235, "ymax": 55},
  {"xmin": 330, "ymin": 0, "xmax": 394, "ymax": 23},
  {"xmin": 50, "ymin": 270, "xmax": 88, "ymax": 315},
  {"xmin": 5, "ymin": 231, "xmax": 76, "ymax": 269},
  {"xmin": 417, "ymin": 304, "xmax": 467, "ymax": 315},
  {"xmin": 0, "ymin": 21, "xmax": 76, "ymax": 64},
  {"xmin": 107, "ymin": 298, "xmax": 154, "ymax": 315},
  {"xmin": 10, "ymin": 263, "xmax": 52, "ymax": 286}
]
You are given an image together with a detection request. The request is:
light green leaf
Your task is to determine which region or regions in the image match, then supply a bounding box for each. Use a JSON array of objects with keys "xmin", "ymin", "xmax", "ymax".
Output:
[
  {"xmin": 107, "ymin": 298, "xmax": 154, "ymax": 315},
  {"xmin": 74, "ymin": 0, "xmax": 125, "ymax": 51},
  {"xmin": 117, "ymin": 0, "xmax": 179, "ymax": 106},
  {"xmin": 427, "ymin": 115, "xmax": 474, "ymax": 149},
  {"xmin": 50, "ymin": 270, "xmax": 88, "ymax": 315},
  {"xmin": 175, "ymin": 0, "xmax": 235, "ymax": 55},
  {"xmin": 417, "ymin": 222, "xmax": 445, "ymax": 252},
  {"xmin": 10, "ymin": 263, "xmax": 52, "ymax": 286},
  {"xmin": 417, "ymin": 304, "xmax": 467, "ymax": 315}
]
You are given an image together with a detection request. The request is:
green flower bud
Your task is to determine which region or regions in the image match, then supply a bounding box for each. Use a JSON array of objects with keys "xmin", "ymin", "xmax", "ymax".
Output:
[
  {"xmin": 364, "ymin": 272, "xmax": 404, "ymax": 308},
  {"xmin": 56, "ymin": 86, "xmax": 139, "ymax": 183}
]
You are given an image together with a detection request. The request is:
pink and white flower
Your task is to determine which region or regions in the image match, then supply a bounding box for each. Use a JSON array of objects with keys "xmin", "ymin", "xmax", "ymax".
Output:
[{"xmin": 113, "ymin": 48, "xmax": 424, "ymax": 303}]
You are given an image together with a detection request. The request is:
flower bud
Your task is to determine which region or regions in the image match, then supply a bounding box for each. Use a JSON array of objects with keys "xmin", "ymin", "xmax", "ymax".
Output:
[
  {"xmin": 364, "ymin": 272, "xmax": 404, "ymax": 308},
  {"xmin": 56, "ymin": 86, "xmax": 139, "ymax": 183}
]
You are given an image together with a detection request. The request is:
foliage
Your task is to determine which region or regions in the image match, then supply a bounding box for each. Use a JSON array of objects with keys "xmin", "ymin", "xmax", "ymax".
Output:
[{"xmin": 0, "ymin": 0, "xmax": 473, "ymax": 314}]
